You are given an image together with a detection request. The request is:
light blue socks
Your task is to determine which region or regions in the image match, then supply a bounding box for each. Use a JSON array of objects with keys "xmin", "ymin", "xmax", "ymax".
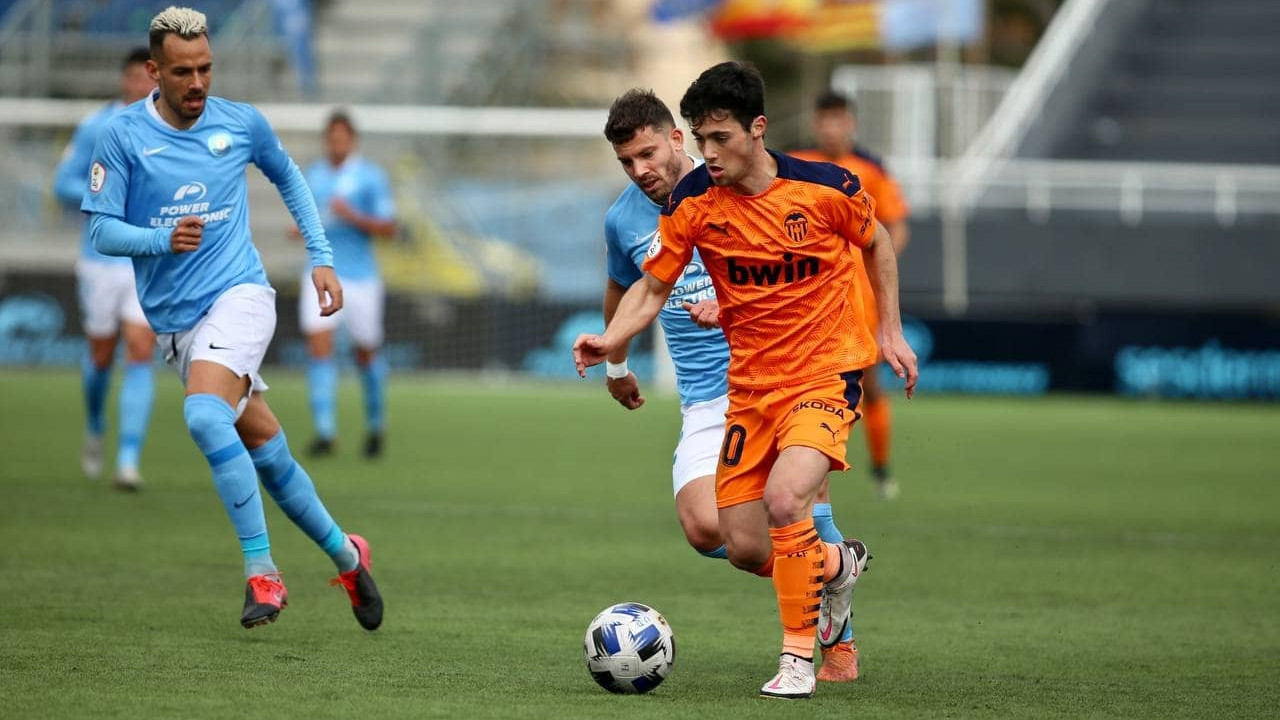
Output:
[
  {"xmin": 359, "ymin": 355, "xmax": 387, "ymax": 434},
  {"xmin": 82, "ymin": 356, "xmax": 111, "ymax": 436},
  {"xmin": 184, "ymin": 394, "xmax": 275, "ymax": 578},
  {"xmin": 116, "ymin": 362, "xmax": 153, "ymax": 471},
  {"xmin": 248, "ymin": 429, "xmax": 357, "ymax": 572},
  {"xmin": 306, "ymin": 358, "xmax": 338, "ymax": 440}
]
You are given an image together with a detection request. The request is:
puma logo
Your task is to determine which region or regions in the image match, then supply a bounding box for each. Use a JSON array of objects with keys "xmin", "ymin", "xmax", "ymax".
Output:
[{"xmin": 820, "ymin": 422, "xmax": 838, "ymax": 443}]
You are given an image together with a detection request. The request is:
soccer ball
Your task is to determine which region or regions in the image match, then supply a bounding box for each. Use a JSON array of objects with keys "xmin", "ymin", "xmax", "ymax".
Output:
[{"xmin": 583, "ymin": 602, "xmax": 676, "ymax": 694}]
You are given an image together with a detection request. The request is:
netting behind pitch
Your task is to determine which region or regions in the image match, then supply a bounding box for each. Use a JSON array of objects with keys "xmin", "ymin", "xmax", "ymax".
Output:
[{"xmin": 0, "ymin": 102, "xmax": 663, "ymax": 383}]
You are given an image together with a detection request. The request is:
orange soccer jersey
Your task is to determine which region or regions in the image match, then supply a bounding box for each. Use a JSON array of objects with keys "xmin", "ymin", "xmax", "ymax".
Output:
[
  {"xmin": 791, "ymin": 146, "xmax": 909, "ymax": 340},
  {"xmin": 789, "ymin": 146, "xmax": 909, "ymax": 226},
  {"xmin": 646, "ymin": 150, "xmax": 879, "ymax": 390}
]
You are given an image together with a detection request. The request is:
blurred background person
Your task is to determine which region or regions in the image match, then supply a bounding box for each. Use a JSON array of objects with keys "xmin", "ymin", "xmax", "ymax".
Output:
[
  {"xmin": 52, "ymin": 46, "xmax": 157, "ymax": 491},
  {"xmin": 297, "ymin": 110, "xmax": 399, "ymax": 459},
  {"xmin": 792, "ymin": 90, "xmax": 911, "ymax": 500}
]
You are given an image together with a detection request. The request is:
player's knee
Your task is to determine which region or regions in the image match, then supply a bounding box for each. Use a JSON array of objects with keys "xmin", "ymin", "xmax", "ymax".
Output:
[
  {"xmin": 183, "ymin": 393, "xmax": 236, "ymax": 446},
  {"xmin": 722, "ymin": 531, "xmax": 770, "ymax": 572},
  {"xmin": 725, "ymin": 545, "xmax": 769, "ymax": 573},
  {"xmin": 681, "ymin": 522, "xmax": 722, "ymax": 554},
  {"xmin": 762, "ymin": 486, "xmax": 809, "ymax": 527}
]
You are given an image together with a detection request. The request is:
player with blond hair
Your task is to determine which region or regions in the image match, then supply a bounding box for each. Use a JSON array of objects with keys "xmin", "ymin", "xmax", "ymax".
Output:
[{"xmin": 82, "ymin": 6, "xmax": 382, "ymax": 631}]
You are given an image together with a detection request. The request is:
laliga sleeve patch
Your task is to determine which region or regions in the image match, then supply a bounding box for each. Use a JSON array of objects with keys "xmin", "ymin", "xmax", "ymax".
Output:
[
  {"xmin": 646, "ymin": 231, "xmax": 662, "ymax": 259},
  {"xmin": 89, "ymin": 161, "xmax": 106, "ymax": 193}
]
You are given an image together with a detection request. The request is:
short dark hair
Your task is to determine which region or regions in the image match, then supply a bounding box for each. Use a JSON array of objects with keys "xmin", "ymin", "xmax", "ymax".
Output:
[
  {"xmin": 122, "ymin": 47, "xmax": 150, "ymax": 69},
  {"xmin": 326, "ymin": 109, "xmax": 356, "ymax": 135},
  {"xmin": 604, "ymin": 89, "xmax": 675, "ymax": 145},
  {"xmin": 815, "ymin": 89, "xmax": 856, "ymax": 116},
  {"xmin": 678, "ymin": 61, "xmax": 765, "ymax": 132}
]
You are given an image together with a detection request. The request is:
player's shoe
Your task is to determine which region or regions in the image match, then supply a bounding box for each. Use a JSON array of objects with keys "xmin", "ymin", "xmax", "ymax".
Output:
[
  {"xmin": 817, "ymin": 539, "xmax": 870, "ymax": 649},
  {"xmin": 307, "ymin": 437, "xmax": 335, "ymax": 457},
  {"xmin": 872, "ymin": 467, "xmax": 899, "ymax": 500},
  {"xmin": 363, "ymin": 432, "xmax": 383, "ymax": 459},
  {"xmin": 112, "ymin": 466, "xmax": 143, "ymax": 492},
  {"xmin": 80, "ymin": 434, "xmax": 104, "ymax": 479},
  {"xmin": 330, "ymin": 534, "xmax": 383, "ymax": 630},
  {"xmin": 759, "ymin": 653, "xmax": 816, "ymax": 699},
  {"xmin": 816, "ymin": 640, "xmax": 860, "ymax": 682},
  {"xmin": 241, "ymin": 573, "xmax": 287, "ymax": 629}
]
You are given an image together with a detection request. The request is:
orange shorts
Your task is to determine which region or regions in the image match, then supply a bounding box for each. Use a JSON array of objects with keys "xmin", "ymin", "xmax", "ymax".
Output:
[{"xmin": 716, "ymin": 370, "xmax": 864, "ymax": 509}]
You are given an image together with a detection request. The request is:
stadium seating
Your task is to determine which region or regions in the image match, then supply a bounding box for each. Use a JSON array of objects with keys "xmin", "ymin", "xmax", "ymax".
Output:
[{"xmin": 1041, "ymin": 0, "xmax": 1280, "ymax": 164}]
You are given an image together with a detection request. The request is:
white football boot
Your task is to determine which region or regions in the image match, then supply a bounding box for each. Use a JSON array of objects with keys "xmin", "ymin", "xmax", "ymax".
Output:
[
  {"xmin": 80, "ymin": 433, "xmax": 104, "ymax": 479},
  {"xmin": 760, "ymin": 653, "xmax": 816, "ymax": 699},
  {"xmin": 816, "ymin": 539, "xmax": 870, "ymax": 649},
  {"xmin": 113, "ymin": 465, "xmax": 143, "ymax": 492}
]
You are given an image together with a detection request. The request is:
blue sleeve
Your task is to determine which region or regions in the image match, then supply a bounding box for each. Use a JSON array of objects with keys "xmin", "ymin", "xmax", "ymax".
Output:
[
  {"xmin": 247, "ymin": 107, "xmax": 332, "ymax": 267},
  {"xmin": 52, "ymin": 117, "xmax": 95, "ymax": 205},
  {"xmin": 604, "ymin": 210, "xmax": 642, "ymax": 287},
  {"xmin": 89, "ymin": 213, "xmax": 170, "ymax": 257},
  {"xmin": 80, "ymin": 121, "xmax": 130, "ymax": 218},
  {"xmin": 369, "ymin": 165, "xmax": 396, "ymax": 220}
]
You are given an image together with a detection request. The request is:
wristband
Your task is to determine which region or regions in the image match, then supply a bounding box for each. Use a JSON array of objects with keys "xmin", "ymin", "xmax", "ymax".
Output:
[{"xmin": 605, "ymin": 360, "xmax": 629, "ymax": 379}]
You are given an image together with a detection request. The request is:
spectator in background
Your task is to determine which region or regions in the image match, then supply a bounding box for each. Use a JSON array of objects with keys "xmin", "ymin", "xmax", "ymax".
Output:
[
  {"xmin": 298, "ymin": 110, "xmax": 398, "ymax": 459},
  {"xmin": 271, "ymin": 0, "xmax": 317, "ymax": 97},
  {"xmin": 792, "ymin": 90, "xmax": 912, "ymax": 500},
  {"xmin": 53, "ymin": 47, "xmax": 156, "ymax": 491}
]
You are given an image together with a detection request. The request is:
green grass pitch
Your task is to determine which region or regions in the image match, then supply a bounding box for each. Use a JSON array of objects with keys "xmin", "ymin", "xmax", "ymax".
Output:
[{"xmin": 1, "ymin": 368, "xmax": 1277, "ymax": 719}]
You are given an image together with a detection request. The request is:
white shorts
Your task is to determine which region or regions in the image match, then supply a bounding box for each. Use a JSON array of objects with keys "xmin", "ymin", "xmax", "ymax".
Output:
[
  {"xmin": 76, "ymin": 258, "xmax": 147, "ymax": 337},
  {"xmin": 157, "ymin": 283, "xmax": 276, "ymax": 417},
  {"xmin": 298, "ymin": 273, "xmax": 384, "ymax": 349},
  {"xmin": 672, "ymin": 393, "xmax": 729, "ymax": 496}
]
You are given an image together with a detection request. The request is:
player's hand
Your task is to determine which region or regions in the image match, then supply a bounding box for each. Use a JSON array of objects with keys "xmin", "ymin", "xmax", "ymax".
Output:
[
  {"xmin": 330, "ymin": 198, "xmax": 358, "ymax": 223},
  {"xmin": 312, "ymin": 266, "xmax": 344, "ymax": 317},
  {"xmin": 683, "ymin": 298, "xmax": 721, "ymax": 328},
  {"xmin": 607, "ymin": 372, "xmax": 645, "ymax": 410},
  {"xmin": 880, "ymin": 331, "xmax": 919, "ymax": 399},
  {"xmin": 572, "ymin": 334, "xmax": 612, "ymax": 378},
  {"xmin": 169, "ymin": 216, "xmax": 204, "ymax": 254}
]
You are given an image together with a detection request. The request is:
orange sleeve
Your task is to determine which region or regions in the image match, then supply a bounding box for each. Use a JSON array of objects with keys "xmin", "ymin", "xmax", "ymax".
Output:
[
  {"xmin": 831, "ymin": 188, "xmax": 878, "ymax": 249},
  {"xmin": 646, "ymin": 211, "xmax": 695, "ymax": 285},
  {"xmin": 864, "ymin": 168, "xmax": 910, "ymax": 225}
]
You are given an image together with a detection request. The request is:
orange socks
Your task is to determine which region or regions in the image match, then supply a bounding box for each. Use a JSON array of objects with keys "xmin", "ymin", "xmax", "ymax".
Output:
[
  {"xmin": 862, "ymin": 396, "xmax": 892, "ymax": 471},
  {"xmin": 770, "ymin": 519, "xmax": 826, "ymax": 659},
  {"xmin": 753, "ymin": 554, "xmax": 774, "ymax": 578}
]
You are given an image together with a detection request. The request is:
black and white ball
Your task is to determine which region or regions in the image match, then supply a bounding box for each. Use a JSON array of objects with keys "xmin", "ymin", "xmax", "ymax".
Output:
[{"xmin": 583, "ymin": 602, "xmax": 676, "ymax": 694}]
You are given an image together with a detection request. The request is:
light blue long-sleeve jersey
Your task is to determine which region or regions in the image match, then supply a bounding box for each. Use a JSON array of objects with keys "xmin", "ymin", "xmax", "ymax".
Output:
[
  {"xmin": 83, "ymin": 91, "xmax": 330, "ymax": 333},
  {"xmin": 53, "ymin": 100, "xmax": 131, "ymax": 265},
  {"xmin": 604, "ymin": 175, "xmax": 730, "ymax": 406},
  {"xmin": 305, "ymin": 155, "xmax": 396, "ymax": 281}
]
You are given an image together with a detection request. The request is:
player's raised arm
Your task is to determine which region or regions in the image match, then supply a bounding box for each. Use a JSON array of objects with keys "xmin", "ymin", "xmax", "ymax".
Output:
[
  {"xmin": 575, "ymin": 272, "xmax": 673, "ymax": 378},
  {"xmin": 602, "ymin": 277, "xmax": 644, "ymax": 409},
  {"xmin": 863, "ymin": 220, "xmax": 918, "ymax": 398}
]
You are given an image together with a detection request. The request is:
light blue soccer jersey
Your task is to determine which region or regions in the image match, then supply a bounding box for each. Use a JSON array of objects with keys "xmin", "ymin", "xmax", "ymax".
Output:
[
  {"xmin": 53, "ymin": 100, "xmax": 131, "ymax": 265},
  {"xmin": 83, "ymin": 91, "xmax": 328, "ymax": 333},
  {"xmin": 304, "ymin": 156, "xmax": 395, "ymax": 281},
  {"xmin": 604, "ymin": 178, "xmax": 729, "ymax": 406}
]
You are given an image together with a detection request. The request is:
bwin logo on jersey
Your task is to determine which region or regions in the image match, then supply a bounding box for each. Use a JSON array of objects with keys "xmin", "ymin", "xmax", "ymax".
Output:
[
  {"xmin": 207, "ymin": 131, "xmax": 233, "ymax": 157},
  {"xmin": 173, "ymin": 182, "xmax": 207, "ymax": 202}
]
